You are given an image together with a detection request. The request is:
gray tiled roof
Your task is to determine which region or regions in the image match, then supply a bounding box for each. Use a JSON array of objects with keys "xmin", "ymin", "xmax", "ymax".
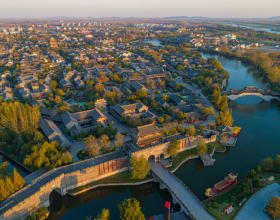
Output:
[{"xmin": 131, "ymin": 124, "xmax": 161, "ymax": 136}]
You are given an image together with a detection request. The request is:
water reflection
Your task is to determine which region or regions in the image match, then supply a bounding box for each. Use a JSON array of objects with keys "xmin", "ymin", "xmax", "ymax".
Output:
[{"xmin": 49, "ymin": 183, "xmax": 180, "ymax": 220}]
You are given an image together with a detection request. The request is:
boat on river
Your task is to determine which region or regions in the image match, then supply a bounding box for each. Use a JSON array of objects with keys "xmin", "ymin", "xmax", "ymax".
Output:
[{"xmin": 205, "ymin": 173, "xmax": 238, "ymax": 197}]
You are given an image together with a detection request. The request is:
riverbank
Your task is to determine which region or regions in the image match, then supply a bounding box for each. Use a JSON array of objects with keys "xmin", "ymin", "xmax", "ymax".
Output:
[{"xmin": 204, "ymin": 172, "xmax": 280, "ymax": 220}]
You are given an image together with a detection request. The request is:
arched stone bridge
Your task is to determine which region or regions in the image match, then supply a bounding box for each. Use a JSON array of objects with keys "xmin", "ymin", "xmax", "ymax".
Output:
[{"xmin": 222, "ymin": 86, "xmax": 280, "ymax": 102}]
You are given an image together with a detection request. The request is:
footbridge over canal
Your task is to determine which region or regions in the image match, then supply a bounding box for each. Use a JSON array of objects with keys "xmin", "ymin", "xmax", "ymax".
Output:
[
  {"xmin": 150, "ymin": 161, "xmax": 215, "ymax": 220},
  {"xmin": 222, "ymin": 86, "xmax": 280, "ymax": 102}
]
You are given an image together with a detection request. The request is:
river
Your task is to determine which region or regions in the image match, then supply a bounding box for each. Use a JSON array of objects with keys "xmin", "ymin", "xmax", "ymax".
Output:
[
  {"xmin": 225, "ymin": 23, "xmax": 280, "ymax": 34},
  {"xmin": 0, "ymin": 153, "xmax": 28, "ymax": 178},
  {"xmin": 4, "ymin": 50, "xmax": 280, "ymax": 219}
]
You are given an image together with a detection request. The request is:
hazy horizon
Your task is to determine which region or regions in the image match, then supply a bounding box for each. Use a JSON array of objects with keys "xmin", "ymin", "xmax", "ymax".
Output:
[{"xmin": 1, "ymin": 0, "xmax": 279, "ymax": 19}]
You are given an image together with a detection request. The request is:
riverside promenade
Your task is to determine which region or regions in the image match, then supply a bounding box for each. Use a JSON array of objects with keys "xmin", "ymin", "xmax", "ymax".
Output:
[{"xmin": 150, "ymin": 161, "xmax": 215, "ymax": 220}]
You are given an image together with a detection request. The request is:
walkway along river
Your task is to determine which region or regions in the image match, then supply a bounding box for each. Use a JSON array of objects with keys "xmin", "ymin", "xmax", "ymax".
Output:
[{"xmin": 24, "ymin": 50, "xmax": 280, "ymax": 219}]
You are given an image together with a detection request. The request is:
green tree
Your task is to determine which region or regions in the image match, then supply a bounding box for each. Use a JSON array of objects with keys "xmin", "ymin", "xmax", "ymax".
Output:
[
  {"xmin": 167, "ymin": 139, "xmax": 180, "ymax": 157},
  {"xmin": 130, "ymin": 155, "xmax": 150, "ymax": 180},
  {"xmin": 121, "ymin": 115, "xmax": 127, "ymax": 123},
  {"xmin": 246, "ymin": 169, "xmax": 257, "ymax": 179},
  {"xmin": 157, "ymin": 116, "xmax": 164, "ymax": 124},
  {"xmin": 176, "ymin": 111, "xmax": 185, "ymax": 122},
  {"xmin": 254, "ymin": 165, "xmax": 262, "ymax": 174},
  {"xmin": 252, "ymin": 178, "xmax": 260, "ymax": 188},
  {"xmin": 242, "ymin": 182, "xmax": 251, "ymax": 194},
  {"xmin": 118, "ymin": 198, "xmax": 145, "ymax": 220},
  {"xmin": 185, "ymin": 125, "xmax": 196, "ymax": 136},
  {"xmin": 219, "ymin": 95, "xmax": 228, "ymax": 110},
  {"xmin": 261, "ymin": 157, "xmax": 274, "ymax": 172},
  {"xmin": 12, "ymin": 168, "xmax": 25, "ymax": 191},
  {"xmin": 201, "ymin": 107, "xmax": 214, "ymax": 117},
  {"xmin": 177, "ymin": 65, "xmax": 184, "ymax": 71},
  {"xmin": 267, "ymin": 196, "xmax": 280, "ymax": 219},
  {"xmin": 136, "ymin": 89, "xmax": 148, "ymax": 99},
  {"xmin": 50, "ymin": 81, "xmax": 58, "ymax": 91},
  {"xmin": 197, "ymin": 140, "xmax": 207, "ymax": 156},
  {"xmin": 274, "ymin": 154, "xmax": 280, "ymax": 172}
]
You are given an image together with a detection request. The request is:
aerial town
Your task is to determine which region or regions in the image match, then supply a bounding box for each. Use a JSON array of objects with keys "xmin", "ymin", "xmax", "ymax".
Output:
[{"xmin": 1, "ymin": 5, "xmax": 280, "ymax": 220}]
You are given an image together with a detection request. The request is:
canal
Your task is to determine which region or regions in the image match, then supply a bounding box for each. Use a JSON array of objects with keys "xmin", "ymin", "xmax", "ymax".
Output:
[{"xmin": 4, "ymin": 49, "xmax": 280, "ymax": 219}]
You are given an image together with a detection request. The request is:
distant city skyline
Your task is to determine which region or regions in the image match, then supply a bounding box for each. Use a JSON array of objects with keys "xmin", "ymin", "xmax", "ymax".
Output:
[{"xmin": 1, "ymin": 0, "xmax": 279, "ymax": 19}]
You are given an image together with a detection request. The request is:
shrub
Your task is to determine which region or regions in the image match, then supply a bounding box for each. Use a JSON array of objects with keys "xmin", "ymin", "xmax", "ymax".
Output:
[
  {"xmin": 212, "ymin": 202, "xmax": 219, "ymax": 208},
  {"xmin": 237, "ymin": 193, "xmax": 243, "ymax": 199},
  {"xmin": 231, "ymin": 196, "xmax": 237, "ymax": 202}
]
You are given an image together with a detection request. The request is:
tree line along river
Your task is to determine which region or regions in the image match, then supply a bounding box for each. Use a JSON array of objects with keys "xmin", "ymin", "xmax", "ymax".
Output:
[{"xmin": 3, "ymin": 49, "xmax": 280, "ymax": 219}]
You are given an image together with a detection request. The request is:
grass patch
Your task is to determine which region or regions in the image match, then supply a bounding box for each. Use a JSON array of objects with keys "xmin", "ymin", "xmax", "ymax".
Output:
[
  {"xmin": 204, "ymin": 172, "xmax": 280, "ymax": 220},
  {"xmin": 207, "ymin": 142, "xmax": 226, "ymax": 152},
  {"xmin": 68, "ymin": 171, "xmax": 153, "ymax": 194},
  {"xmin": 169, "ymin": 148, "xmax": 198, "ymax": 171}
]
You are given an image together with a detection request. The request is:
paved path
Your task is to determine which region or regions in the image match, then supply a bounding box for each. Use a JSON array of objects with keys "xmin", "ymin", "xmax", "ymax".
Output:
[
  {"xmin": 150, "ymin": 162, "xmax": 215, "ymax": 220},
  {"xmin": 235, "ymin": 183, "xmax": 280, "ymax": 220}
]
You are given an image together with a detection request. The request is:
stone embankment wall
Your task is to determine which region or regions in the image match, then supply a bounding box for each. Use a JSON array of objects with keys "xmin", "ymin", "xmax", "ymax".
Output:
[{"xmin": 0, "ymin": 153, "xmax": 128, "ymax": 220}]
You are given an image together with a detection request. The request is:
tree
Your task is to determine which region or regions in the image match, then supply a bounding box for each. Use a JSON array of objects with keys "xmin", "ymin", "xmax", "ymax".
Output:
[
  {"xmin": 12, "ymin": 168, "xmax": 25, "ymax": 191},
  {"xmin": 99, "ymin": 135, "xmax": 111, "ymax": 149},
  {"xmin": 121, "ymin": 115, "xmax": 126, "ymax": 123},
  {"xmin": 114, "ymin": 133, "xmax": 124, "ymax": 148},
  {"xmin": 164, "ymin": 114, "xmax": 171, "ymax": 123},
  {"xmin": 201, "ymin": 107, "xmax": 214, "ymax": 117},
  {"xmin": 130, "ymin": 155, "xmax": 150, "ymax": 180},
  {"xmin": 0, "ymin": 102, "xmax": 41, "ymax": 141},
  {"xmin": 50, "ymin": 81, "xmax": 58, "ymax": 91},
  {"xmin": 214, "ymin": 108, "xmax": 234, "ymax": 126},
  {"xmin": 185, "ymin": 125, "xmax": 196, "ymax": 136},
  {"xmin": 212, "ymin": 89, "xmax": 222, "ymax": 106},
  {"xmin": 167, "ymin": 139, "xmax": 180, "ymax": 158},
  {"xmin": 261, "ymin": 157, "xmax": 274, "ymax": 172},
  {"xmin": 157, "ymin": 117, "xmax": 164, "ymax": 124},
  {"xmin": 118, "ymin": 198, "xmax": 145, "ymax": 220},
  {"xmin": 136, "ymin": 89, "xmax": 148, "ymax": 99},
  {"xmin": 252, "ymin": 178, "xmax": 260, "ymax": 188},
  {"xmin": 83, "ymin": 135, "xmax": 100, "ymax": 157},
  {"xmin": 197, "ymin": 140, "xmax": 207, "ymax": 156},
  {"xmin": 242, "ymin": 182, "xmax": 251, "ymax": 194},
  {"xmin": 219, "ymin": 95, "xmax": 228, "ymax": 110},
  {"xmin": 177, "ymin": 65, "xmax": 184, "ymax": 71},
  {"xmin": 246, "ymin": 169, "xmax": 257, "ymax": 179},
  {"xmin": 94, "ymin": 84, "xmax": 105, "ymax": 93},
  {"xmin": 0, "ymin": 179, "xmax": 9, "ymax": 202},
  {"xmin": 176, "ymin": 111, "xmax": 185, "ymax": 122},
  {"xmin": 94, "ymin": 209, "xmax": 110, "ymax": 220},
  {"xmin": 254, "ymin": 165, "xmax": 262, "ymax": 174},
  {"xmin": 266, "ymin": 196, "xmax": 280, "ymax": 219},
  {"xmin": 5, "ymin": 176, "xmax": 15, "ymax": 195},
  {"xmin": 274, "ymin": 154, "xmax": 280, "ymax": 172}
]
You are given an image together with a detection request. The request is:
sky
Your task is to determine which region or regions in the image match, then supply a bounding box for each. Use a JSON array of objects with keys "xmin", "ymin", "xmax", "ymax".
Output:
[{"xmin": 0, "ymin": 0, "xmax": 280, "ymax": 19}]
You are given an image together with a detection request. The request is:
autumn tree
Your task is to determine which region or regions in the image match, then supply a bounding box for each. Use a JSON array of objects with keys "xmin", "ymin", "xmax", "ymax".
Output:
[
  {"xmin": 0, "ymin": 179, "xmax": 9, "ymax": 202},
  {"xmin": 94, "ymin": 84, "xmax": 105, "ymax": 93},
  {"xmin": 185, "ymin": 125, "xmax": 196, "ymax": 136},
  {"xmin": 176, "ymin": 111, "xmax": 185, "ymax": 122},
  {"xmin": 83, "ymin": 135, "xmax": 100, "ymax": 157},
  {"xmin": 130, "ymin": 155, "xmax": 150, "ymax": 180},
  {"xmin": 99, "ymin": 135, "xmax": 111, "ymax": 150},
  {"xmin": 219, "ymin": 95, "xmax": 228, "ymax": 110},
  {"xmin": 0, "ymin": 102, "xmax": 41, "ymax": 141},
  {"xmin": 136, "ymin": 89, "xmax": 148, "ymax": 99},
  {"xmin": 201, "ymin": 107, "xmax": 214, "ymax": 117},
  {"xmin": 5, "ymin": 176, "xmax": 15, "ymax": 194},
  {"xmin": 12, "ymin": 168, "xmax": 25, "ymax": 191},
  {"xmin": 212, "ymin": 89, "xmax": 222, "ymax": 106},
  {"xmin": 92, "ymin": 209, "xmax": 110, "ymax": 220},
  {"xmin": 118, "ymin": 198, "xmax": 145, "ymax": 220},
  {"xmin": 114, "ymin": 133, "xmax": 124, "ymax": 148},
  {"xmin": 214, "ymin": 108, "xmax": 234, "ymax": 126},
  {"xmin": 267, "ymin": 196, "xmax": 280, "ymax": 219},
  {"xmin": 157, "ymin": 116, "xmax": 164, "ymax": 124},
  {"xmin": 197, "ymin": 140, "xmax": 207, "ymax": 156}
]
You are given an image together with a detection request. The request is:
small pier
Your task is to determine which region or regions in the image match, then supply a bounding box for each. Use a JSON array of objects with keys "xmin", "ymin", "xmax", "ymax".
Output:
[{"xmin": 200, "ymin": 154, "xmax": 215, "ymax": 166}]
